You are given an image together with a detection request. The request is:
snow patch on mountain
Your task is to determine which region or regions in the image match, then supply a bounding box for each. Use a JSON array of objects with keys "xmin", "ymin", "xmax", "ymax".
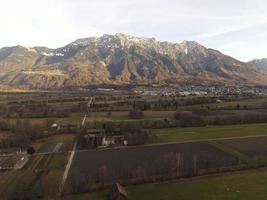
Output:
[
  {"xmin": 21, "ymin": 70, "xmax": 66, "ymax": 76},
  {"xmin": 25, "ymin": 47, "xmax": 37, "ymax": 53},
  {"xmin": 184, "ymin": 48, "xmax": 188, "ymax": 55},
  {"xmin": 69, "ymin": 38, "xmax": 96, "ymax": 47},
  {"xmin": 41, "ymin": 52, "xmax": 54, "ymax": 57},
  {"xmin": 55, "ymin": 53, "xmax": 64, "ymax": 57}
]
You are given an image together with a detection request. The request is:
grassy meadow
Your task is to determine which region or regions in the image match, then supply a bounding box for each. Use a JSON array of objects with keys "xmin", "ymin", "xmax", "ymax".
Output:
[
  {"xmin": 148, "ymin": 123, "xmax": 267, "ymax": 144},
  {"xmin": 68, "ymin": 168, "xmax": 267, "ymax": 200}
]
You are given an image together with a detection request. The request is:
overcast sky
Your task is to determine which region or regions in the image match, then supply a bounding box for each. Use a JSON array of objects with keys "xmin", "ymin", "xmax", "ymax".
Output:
[{"xmin": 1, "ymin": 0, "xmax": 267, "ymax": 61}]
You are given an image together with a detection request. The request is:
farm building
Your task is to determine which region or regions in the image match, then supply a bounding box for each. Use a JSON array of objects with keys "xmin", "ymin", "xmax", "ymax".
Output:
[
  {"xmin": 109, "ymin": 183, "xmax": 128, "ymax": 200},
  {"xmin": 84, "ymin": 129, "xmax": 106, "ymax": 147},
  {"xmin": 84, "ymin": 129, "xmax": 128, "ymax": 148},
  {"xmin": 102, "ymin": 135, "xmax": 128, "ymax": 147}
]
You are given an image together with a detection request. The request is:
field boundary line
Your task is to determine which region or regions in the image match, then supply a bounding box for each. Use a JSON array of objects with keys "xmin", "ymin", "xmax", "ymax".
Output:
[{"xmin": 208, "ymin": 141, "xmax": 251, "ymax": 163}]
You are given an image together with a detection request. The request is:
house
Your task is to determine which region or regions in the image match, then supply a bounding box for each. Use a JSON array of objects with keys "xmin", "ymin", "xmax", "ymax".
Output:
[
  {"xmin": 102, "ymin": 135, "xmax": 127, "ymax": 147},
  {"xmin": 83, "ymin": 129, "xmax": 128, "ymax": 148},
  {"xmin": 84, "ymin": 129, "xmax": 105, "ymax": 147},
  {"xmin": 109, "ymin": 183, "xmax": 128, "ymax": 200}
]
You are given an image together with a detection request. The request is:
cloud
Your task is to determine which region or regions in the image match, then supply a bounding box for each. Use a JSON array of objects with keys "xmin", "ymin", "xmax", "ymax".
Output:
[
  {"xmin": 200, "ymin": 23, "xmax": 267, "ymax": 61},
  {"xmin": 0, "ymin": 0, "xmax": 267, "ymax": 60}
]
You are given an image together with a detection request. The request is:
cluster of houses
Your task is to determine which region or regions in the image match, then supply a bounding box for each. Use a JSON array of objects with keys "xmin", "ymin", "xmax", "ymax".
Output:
[
  {"xmin": 48, "ymin": 123, "xmax": 128, "ymax": 149},
  {"xmin": 136, "ymin": 85, "xmax": 264, "ymax": 97},
  {"xmin": 83, "ymin": 128, "xmax": 128, "ymax": 148}
]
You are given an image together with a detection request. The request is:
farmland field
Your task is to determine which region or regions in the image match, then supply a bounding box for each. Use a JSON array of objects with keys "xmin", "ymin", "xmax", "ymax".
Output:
[
  {"xmin": 218, "ymin": 136, "xmax": 267, "ymax": 157},
  {"xmin": 0, "ymin": 152, "xmax": 69, "ymax": 199},
  {"xmin": 0, "ymin": 131, "xmax": 14, "ymax": 139},
  {"xmin": 84, "ymin": 110, "xmax": 175, "ymax": 122},
  {"xmin": 32, "ymin": 134, "xmax": 75, "ymax": 153},
  {"xmin": 148, "ymin": 123, "xmax": 267, "ymax": 144},
  {"xmin": 0, "ymin": 154, "xmax": 25, "ymax": 169},
  {"xmin": 68, "ymin": 168, "xmax": 267, "ymax": 200},
  {"xmin": 5, "ymin": 110, "xmax": 176, "ymax": 126},
  {"xmin": 67, "ymin": 134, "xmax": 267, "ymax": 196},
  {"xmin": 1, "ymin": 92, "xmax": 267, "ymax": 199},
  {"xmin": 5, "ymin": 113, "xmax": 83, "ymax": 125},
  {"xmin": 68, "ymin": 141, "xmax": 239, "ymax": 192}
]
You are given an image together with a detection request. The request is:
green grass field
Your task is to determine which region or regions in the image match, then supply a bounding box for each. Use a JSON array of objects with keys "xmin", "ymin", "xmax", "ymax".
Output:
[
  {"xmin": 85, "ymin": 111, "xmax": 175, "ymax": 122},
  {"xmin": 5, "ymin": 110, "xmax": 176, "ymax": 126},
  {"xmin": 68, "ymin": 168, "xmax": 267, "ymax": 200},
  {"xmin": 5, "ymin": 112, "xmax": 84, "ymax": 125},
  {"xmin": 148, "ymin": 123, "xmax": 267, "ymax": 144},
  {"xmin": 48, "ymin": 153, "xmax": 68, "ymax": 170}
]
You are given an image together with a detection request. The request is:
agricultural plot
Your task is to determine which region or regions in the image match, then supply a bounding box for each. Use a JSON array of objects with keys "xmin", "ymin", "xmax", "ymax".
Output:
[
  {"xmin": 6, "ymin": 113, "xmax": 83, "ymax": 126},
  {"xmin": 33, "ymin": 134, "xmax": 75, "ymax": 153},
  {"xmin": 68, "ymin": 142, "xmax": 239, "ymax": 192},
  {"xmin": 218, "ymin": 136, "xmax": 267, "ymax": 157},
  {"xmin": 84, "ymin": 110, "xmax": 175, "ymax": 122},
  {"xmin": 148, "ymin": 123, "xmax": 267, "ymax": 144},
  {"xmin": 0, "ymin": 131, "xmax": 14, "ymax": 139},
  {"xmin": 0, "ymin": 153, "xmax": 69, "ymax": 199},
  {"xmin": 69, "ymin": 168, "xmax": 267, "ymax": 200},
  {"xmin": 0, "ymin": 154, "xmax": 24, "ymax": 169}
]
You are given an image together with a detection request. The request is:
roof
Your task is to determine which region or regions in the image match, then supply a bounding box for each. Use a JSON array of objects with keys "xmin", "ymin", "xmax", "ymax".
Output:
[
  {"xmin": 85, "ymin": 133, "xmax": 103, "ymax": 138},
  {"xmin": 116, "ymin": 183, "xmax": 128, "ymax": 197},
  {"xmin": 112, "ymin": 135, "xmax": 124, "ymax": 138},
  {"xmin": 51, "ymin": 123, "xmax": 58, "ymax": 127},
  {"xmin": 87, "ymin": 129, "xmax": 105, "ymax": 133},
  {"xmin": 105, "ymin": 136, "xmax": 115, "ymax": 141}
]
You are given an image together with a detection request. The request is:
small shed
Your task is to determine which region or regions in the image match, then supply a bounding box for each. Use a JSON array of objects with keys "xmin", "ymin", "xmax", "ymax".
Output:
[{"xmin": 110, "ymin": 183, "xmax": 128, "ymax": 200}]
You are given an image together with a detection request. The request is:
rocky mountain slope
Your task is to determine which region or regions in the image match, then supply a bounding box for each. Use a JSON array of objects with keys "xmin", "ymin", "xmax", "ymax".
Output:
[
  {"xmin": 0, "ymin": 33, "xmax": 266, "ymax": 89},
  {"xmin": 248, "ymin": 58, "xmax": 267, "ymax": 71}
]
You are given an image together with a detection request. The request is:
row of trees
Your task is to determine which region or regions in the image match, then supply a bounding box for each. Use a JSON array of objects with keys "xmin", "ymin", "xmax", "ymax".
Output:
[
  {"xmin": 1, "ymin": 102, "xmax": 70, "ymax": 118},
  {"xmin": 0, "ymin": 119, "xmax": 49, "ymax": 149},
  {"xmin": 173, "ymin": 110, "xmax": 267, "ymax": 127}
]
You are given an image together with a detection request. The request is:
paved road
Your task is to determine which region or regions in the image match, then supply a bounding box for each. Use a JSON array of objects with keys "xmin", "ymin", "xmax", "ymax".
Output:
[
  {"xmin": 81, "ymin": 97, "xmax": 93, "ymax": 126},
  {"xmin": 59, "ymin": 97, "xmax": 93, "ymax": 194},
  {"xmin": 59, "ymin": 142, "xmax": 77, "ymax": 193},
  {"xmin": 81, "ymin": 114, "xmax": 87, "ymax": 126}
]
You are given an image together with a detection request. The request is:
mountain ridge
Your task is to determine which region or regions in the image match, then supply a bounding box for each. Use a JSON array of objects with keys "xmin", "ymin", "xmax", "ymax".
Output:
[
  {"xmin": 248, "ymin": 58, "xmax": 267, "ymax": 71},
  {"xmin": 0, "ymin": 33, "xmax": 266, "ymax": 89}
]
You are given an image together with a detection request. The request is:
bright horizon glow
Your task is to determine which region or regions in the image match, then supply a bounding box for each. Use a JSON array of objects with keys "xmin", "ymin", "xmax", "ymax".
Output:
[{"xmin": 1, "ymin": 0, "xmax": 267, "ymax": 61}]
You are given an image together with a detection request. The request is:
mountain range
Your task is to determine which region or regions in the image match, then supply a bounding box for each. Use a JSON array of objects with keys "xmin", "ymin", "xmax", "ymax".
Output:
[{"xmin": 0, "ymin": 33, "xmax": 266, "ymax": 89}]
